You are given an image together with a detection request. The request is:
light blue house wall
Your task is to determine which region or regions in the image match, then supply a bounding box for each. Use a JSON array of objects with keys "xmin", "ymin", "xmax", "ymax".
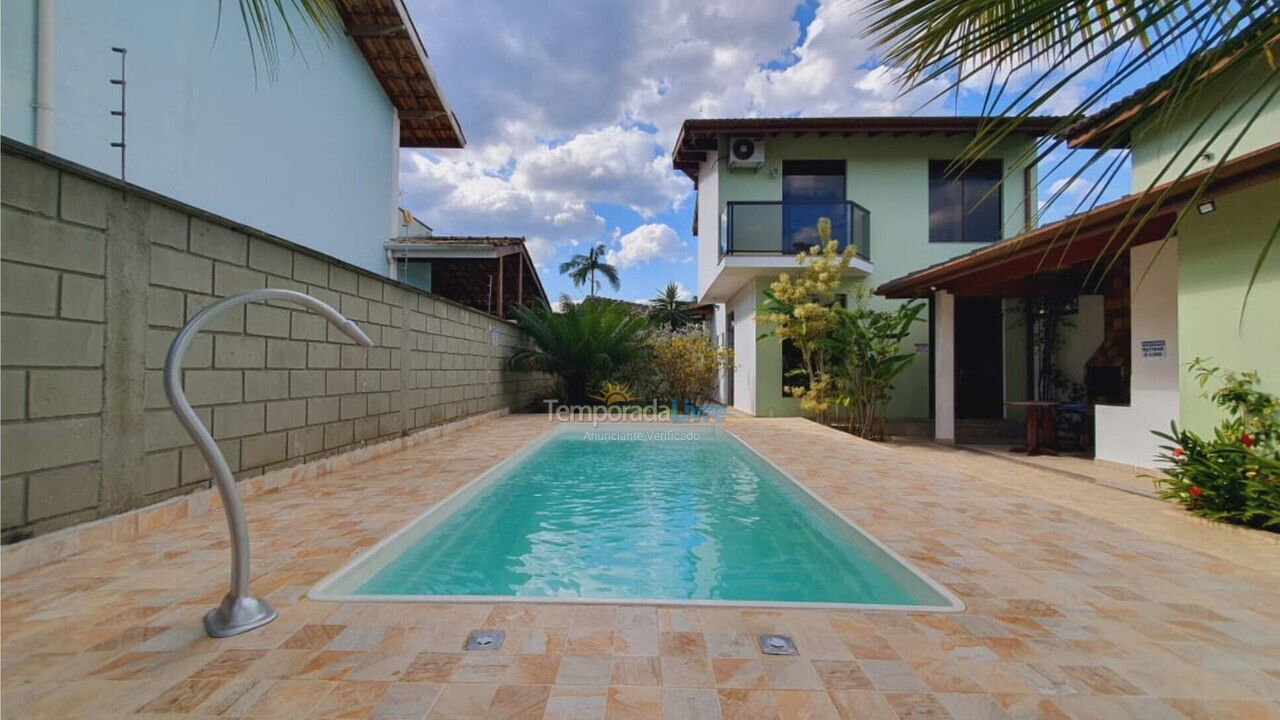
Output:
[{"xmin": 2, "ymin": 0, "xmax": 397, "ymax": 275}]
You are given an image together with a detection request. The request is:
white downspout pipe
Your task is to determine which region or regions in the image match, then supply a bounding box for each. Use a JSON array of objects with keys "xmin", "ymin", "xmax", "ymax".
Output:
[{"xmin": 35, "ymin": 0, "xmax": 55, "ymax": 151}]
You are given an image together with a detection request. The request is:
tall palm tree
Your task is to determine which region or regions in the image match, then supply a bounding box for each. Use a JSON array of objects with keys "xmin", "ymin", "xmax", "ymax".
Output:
[
  {"xmin": 558, "ymin": 243, "xmax": 621, "ymax": 297},
  {"xmin": 864, "ymin": 2, "xmax": 1279, "ymax": 307},
  {"xmin": 508, "ymin": 299, "xmax": 648, "ymax": 403},
  {"xmin": 649, "ymin": 282, "xmax": 693, "ymax": 331}
]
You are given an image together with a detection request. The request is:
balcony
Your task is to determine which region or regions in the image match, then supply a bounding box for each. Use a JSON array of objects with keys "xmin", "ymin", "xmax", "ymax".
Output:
[{"xmin": 721, "ymin": 201, "xmax": 871, "ymax": 261}]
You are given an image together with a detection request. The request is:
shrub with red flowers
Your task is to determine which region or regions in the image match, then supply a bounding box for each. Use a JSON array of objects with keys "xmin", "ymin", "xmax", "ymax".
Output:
[{"xmin": 1153, "ymin": 359, "xmax": 1280, "ymax": 532}]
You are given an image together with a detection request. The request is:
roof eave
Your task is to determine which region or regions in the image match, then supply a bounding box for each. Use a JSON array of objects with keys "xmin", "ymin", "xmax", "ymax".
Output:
[{"xmin": 338, "ymin": 0, "xmax": 465, "ymax": 149}]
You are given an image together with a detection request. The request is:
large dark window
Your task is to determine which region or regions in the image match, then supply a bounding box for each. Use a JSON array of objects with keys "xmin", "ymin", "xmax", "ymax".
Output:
[
  {"xmin": 929, "ymin": 159, "xmax": 1002, "ymax": 243},
  {"xmin": 782, "ymin": 339, "xmax": 807, "ymax": 395},
  {"xmin": 783, "ymin": 160, "xmax": 846, "ymax": 251}
]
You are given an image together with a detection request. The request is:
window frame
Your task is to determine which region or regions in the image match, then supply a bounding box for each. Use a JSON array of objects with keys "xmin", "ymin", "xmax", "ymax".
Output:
[{"xmin": 928, "ymin": 159, "xmax": 1004, "ymax": 244}]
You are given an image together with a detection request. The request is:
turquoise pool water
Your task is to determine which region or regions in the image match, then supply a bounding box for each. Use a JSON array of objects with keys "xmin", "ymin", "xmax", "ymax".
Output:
[{"xmin": 331, "ymin": 427, "xmax": 956, "ymax": 608}]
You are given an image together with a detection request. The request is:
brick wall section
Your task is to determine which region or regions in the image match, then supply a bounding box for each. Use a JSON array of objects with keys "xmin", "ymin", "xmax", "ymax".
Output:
[{"xmin": 1, "ymin": 144, "xmax": 550, "ymax": 541}]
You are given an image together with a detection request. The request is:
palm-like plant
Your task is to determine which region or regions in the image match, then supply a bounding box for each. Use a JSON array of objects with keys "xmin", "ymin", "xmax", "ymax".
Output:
[
  {"xmin": 649, "ymin": 282, "xmax": 693, "ymax": 331},
  {"xmin": 864, "ymin": 2, "xmax": 1280, "ymax": 307},
  {"xmin": 229, "ymin": 0, "xmax": 342, "ymax": 79},
  {"xmin": 559, "ymin": 244, "xmax": 621, "ymax": 297},
  {"xmin": 508, "ymin": 299, "xmax": 649, "ymax": 403}
]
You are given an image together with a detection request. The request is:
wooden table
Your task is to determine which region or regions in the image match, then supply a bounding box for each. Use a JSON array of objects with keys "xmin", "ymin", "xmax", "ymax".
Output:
[{"xmin": 1004, "ymin": 400, "xmax": 1060, "ymax": 456}]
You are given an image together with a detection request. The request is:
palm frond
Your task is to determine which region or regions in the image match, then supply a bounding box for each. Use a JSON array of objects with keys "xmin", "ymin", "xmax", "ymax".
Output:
[
  {"xmin": 227, "ymin": 0, "xmax": 342, "ymax": 81},
  {"xmin": 864, "ymin": 1, "xmax": 1280, "ymax": 308}
]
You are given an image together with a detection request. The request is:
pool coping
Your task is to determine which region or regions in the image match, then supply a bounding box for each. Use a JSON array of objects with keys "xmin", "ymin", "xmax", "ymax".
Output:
[{"xmin": 309, "ymin": 421, "xmax": 965, "ymax": 613}]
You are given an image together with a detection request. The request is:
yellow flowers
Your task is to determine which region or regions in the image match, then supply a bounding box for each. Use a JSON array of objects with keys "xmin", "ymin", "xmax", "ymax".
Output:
[
  {"xmin": 648, "ymin": 330, "xmax": 734, "ymax": 404},
  {"xmin": 759, "ymin": 219, "xmax": 856, "ymax": 417}
]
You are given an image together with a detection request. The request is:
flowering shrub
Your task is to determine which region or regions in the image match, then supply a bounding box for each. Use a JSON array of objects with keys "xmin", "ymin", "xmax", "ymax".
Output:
[
  {"xmin": 1153, "ymin": 359, "xmax": 1280, "ymax": 532},
  {"xmin": 758, "ymin": 218, "xmax": 855, "ymax": 416},
  {"xmin": 641, "ymin": 329, "xmax": 734, "ymax": 405}
]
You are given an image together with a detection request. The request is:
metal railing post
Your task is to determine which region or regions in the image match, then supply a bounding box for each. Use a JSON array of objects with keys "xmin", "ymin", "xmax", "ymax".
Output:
[{"xmin": 164, "ymin": 289, "xmax": 373, "ymax": 637}]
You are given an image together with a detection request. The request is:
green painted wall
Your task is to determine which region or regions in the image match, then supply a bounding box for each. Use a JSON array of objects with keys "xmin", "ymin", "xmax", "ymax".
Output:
[
  {"xmin": 1131, "ymin": 57, "xmax": 1280, "ymax": 189},
  {"xmin": 1175, "ymin": 180, "xmax": 1280, "ymax": 434},
  {"xmin": 717, "ymin": 133, "xmax": 1037, "ymax": 418}
]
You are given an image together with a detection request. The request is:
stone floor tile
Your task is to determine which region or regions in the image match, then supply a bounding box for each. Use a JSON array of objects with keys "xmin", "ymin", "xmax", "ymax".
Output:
[
  {"xmin": 609, "ymin": 656, "xmax": 660, "ymax": 687},
  {"xmin": 663, "ymin": 688, "xmax": 723, "ymax": 720},
  {"xmin": 604, "ymin": 685, "xmax": 661, "ymax": 720},
  {"xmin": 716, "ymin": 688, "xmax": 780, "ymax": 720}
]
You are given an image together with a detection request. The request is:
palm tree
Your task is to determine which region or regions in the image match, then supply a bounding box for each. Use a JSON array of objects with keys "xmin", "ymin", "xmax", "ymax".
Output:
[
  {"xmin": 508, "ymin": 299, "xmax": 648, "ymax": 403},
  {"xmin": 864, "ymin": 2, "xmax": 1279, "ymax": 306},
  {"xmin": 558, "ymin": 244, "xmax": 620, "ymax": 297},
  {"xmin": 649, "ymin": 282, "xmax": 693, "ymax": 331}
]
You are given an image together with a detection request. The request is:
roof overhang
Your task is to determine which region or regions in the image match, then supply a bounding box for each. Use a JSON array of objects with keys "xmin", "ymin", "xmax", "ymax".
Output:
[
  {"xmin": 876, "ymin": 142, "xmax": 1280, "ymax": 299},
  {"xmin": 385, "ymin": 241, "xmax": 523, "ymax": 259},
  {"xmin": 672, "ymin": 116, "xmax": 1067, "ymax": 181},
  {"xmin": 337, "ymin": 0, "xmax": 465, "ymax": 148},
  {"xmin": 1062, "ymin": 23, "xmax": 1280, "ymax": 149}
]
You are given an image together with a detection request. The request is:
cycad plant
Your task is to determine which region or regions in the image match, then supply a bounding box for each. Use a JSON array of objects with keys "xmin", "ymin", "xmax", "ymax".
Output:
[
  {"xmin": 864, "ymin": 1, "xmax": 1280, "ymax": 308},
  {"xmin": 559, "ymin": 244, "xmax": 621, "ymax": 297},
  {"xmin": 649, "ymin": 282, "xmax": 693, "ymax": 331},
  {"xmin": 507, "ymin": 299, "xmax": 648, "ymax": 404}
]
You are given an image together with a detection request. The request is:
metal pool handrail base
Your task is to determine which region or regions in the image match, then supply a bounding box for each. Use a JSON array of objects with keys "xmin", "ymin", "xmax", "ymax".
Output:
[{"xmin": 164, "ymin": 289, "xmax": 373, "ymax": 638}]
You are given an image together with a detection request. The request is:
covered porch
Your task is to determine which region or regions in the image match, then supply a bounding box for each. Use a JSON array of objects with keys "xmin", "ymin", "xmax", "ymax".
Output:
[{"xmin": 877, "ymin": 144, "xmax": 1279, "ymax": 467}]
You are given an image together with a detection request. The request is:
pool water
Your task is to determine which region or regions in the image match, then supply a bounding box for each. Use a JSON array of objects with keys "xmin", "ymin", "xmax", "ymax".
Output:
[{"xmin": 318, "ymin": 426, "xmax": 958, "ymax": 609}]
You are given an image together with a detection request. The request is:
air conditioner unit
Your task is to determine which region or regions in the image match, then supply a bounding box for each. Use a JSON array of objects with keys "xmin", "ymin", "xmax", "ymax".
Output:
[{"xmin": 728, "ymin": 137, "xmax": 765, "ymax": 168}]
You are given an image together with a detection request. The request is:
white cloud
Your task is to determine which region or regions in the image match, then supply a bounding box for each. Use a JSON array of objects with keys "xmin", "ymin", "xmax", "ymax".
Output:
[
  {"xmin": 606, "ymin": 223, "xmax": 685, "ymax": 269},
  {"xmin": 1049, "ymin": 177, "xmax": 1092, "ymax": 199},
  {"xmin": 512, "ymin": 126, "xmax": 687, "ymax": 217},
  {"xmin": 395, "ymin": 0, "xmax": 1014, "ymax": 269}
]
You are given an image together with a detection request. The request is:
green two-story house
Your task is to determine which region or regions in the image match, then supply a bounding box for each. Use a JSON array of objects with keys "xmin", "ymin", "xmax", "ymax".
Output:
[{"xmin": 671, "ymin": 117, "xmax": 1062, "ymax": 421}]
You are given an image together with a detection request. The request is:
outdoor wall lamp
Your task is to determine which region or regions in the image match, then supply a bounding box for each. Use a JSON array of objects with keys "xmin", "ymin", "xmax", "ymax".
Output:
[
  {"xmin": 164, "ymin": 289, "xmax": 373, "ymax": 637},
  {"xmin": 1197, "ymin": 200, "xmax": 1216, "ymax": 215}
]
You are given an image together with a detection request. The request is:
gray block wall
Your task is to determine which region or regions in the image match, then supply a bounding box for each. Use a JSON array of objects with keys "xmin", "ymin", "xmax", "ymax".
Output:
[{"xmin": 1, "ymin": 143, "xmax": 551, "ymax": 541}]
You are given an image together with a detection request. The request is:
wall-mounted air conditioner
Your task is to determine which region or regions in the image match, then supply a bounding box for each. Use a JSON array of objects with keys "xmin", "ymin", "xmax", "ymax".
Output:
[{"xmin": 727, "ymin": 137, "xmax": 765, "ymax": 169}]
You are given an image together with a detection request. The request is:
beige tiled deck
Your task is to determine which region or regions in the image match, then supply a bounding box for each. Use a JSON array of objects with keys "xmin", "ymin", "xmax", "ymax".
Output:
[{"xmin": 3, "ymin": 414, "xmax": 1280, "ymax": 719}]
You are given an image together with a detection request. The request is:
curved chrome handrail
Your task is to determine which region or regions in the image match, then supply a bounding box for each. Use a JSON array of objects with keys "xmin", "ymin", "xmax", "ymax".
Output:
[{"xmin": 164, "ymin": 289, "xmax": 373, "ymax": 637}]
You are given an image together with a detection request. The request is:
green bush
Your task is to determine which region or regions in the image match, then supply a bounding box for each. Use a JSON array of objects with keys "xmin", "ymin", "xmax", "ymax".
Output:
[
  {"xmin": 507, "ymin": 299, "xmax": 648, "ymax": 404},
  {"xmin": 1152, "ymin": 359, "xmax": 1280, "ymax": 532}
]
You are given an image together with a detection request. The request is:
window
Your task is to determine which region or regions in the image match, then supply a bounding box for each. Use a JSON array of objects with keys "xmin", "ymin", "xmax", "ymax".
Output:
[
  {"xmin": 783, "ymin": 160, "xmax": 846, "ymax": 252},
  {"xmin": 782, "ymin": 339, "xmax": 807, "ymax": 395},
  {"xmin": 929, "ymin": 159, "xmax": 1002, "ymax": 243},
  {"xmin": 397, "ymin": 258, "xmax": 432, "ymax": 292}
]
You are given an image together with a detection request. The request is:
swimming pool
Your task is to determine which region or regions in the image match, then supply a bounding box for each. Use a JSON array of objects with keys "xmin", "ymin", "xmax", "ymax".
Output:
[{"xmin": 312, "ymin": 424, "xmax": 961, "ymax": 610}]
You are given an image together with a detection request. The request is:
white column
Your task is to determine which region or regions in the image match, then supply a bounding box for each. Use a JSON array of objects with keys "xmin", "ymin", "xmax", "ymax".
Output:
[{"xmin": 934, "ymin": 290, "xmax": 955, "ymax": 443}]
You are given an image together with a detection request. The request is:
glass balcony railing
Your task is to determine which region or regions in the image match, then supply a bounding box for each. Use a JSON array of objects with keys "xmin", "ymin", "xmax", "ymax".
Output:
[{"xmin": 720, "ymin": 201, "xmax": 870, "ymax": 261}]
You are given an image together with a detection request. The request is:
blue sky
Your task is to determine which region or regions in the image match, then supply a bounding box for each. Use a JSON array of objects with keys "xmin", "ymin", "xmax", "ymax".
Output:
[{"xmin": 399, "ymin": 0, "xmax": 1157, "ymax": 304}]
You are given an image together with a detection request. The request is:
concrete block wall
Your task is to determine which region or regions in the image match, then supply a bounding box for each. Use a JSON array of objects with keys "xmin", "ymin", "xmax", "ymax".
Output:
[{"xmin": 1, "ymin": 143, "xmax": 550, "ymax": 541}]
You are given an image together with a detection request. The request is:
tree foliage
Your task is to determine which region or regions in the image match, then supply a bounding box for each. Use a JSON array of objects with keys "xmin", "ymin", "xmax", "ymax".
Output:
[
  {"xmin": 559, "ymin": 244, "xmax": 621, "ymax": 297},
  {"xmin": 644, "ymin": 330, "xmax": 734, "ymax": 405},
  {"xmin": 1153, "ymin": 358, "xmax": 1280, "ymax": 531},
  {"xmin": 507, "ymin": 299, "xmax": 648, "ymax": 404},
  {"xmin": 758, "ymin": 219, "xmax": 855, "ymax": 416},
  {"xmin": 227, "ymin": 0, "xmax": 342, "ymax": 80},
  {"xmin": 648, "ymin": 282, "xmax": 693, "ymax": 331},
  {"xmin": 865, "ymin": 1, "xmax": 1280, "ymax": 308},
  {"xmin": 826, "ymin": 290, "xmax": 925, "ymax": 440}
]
